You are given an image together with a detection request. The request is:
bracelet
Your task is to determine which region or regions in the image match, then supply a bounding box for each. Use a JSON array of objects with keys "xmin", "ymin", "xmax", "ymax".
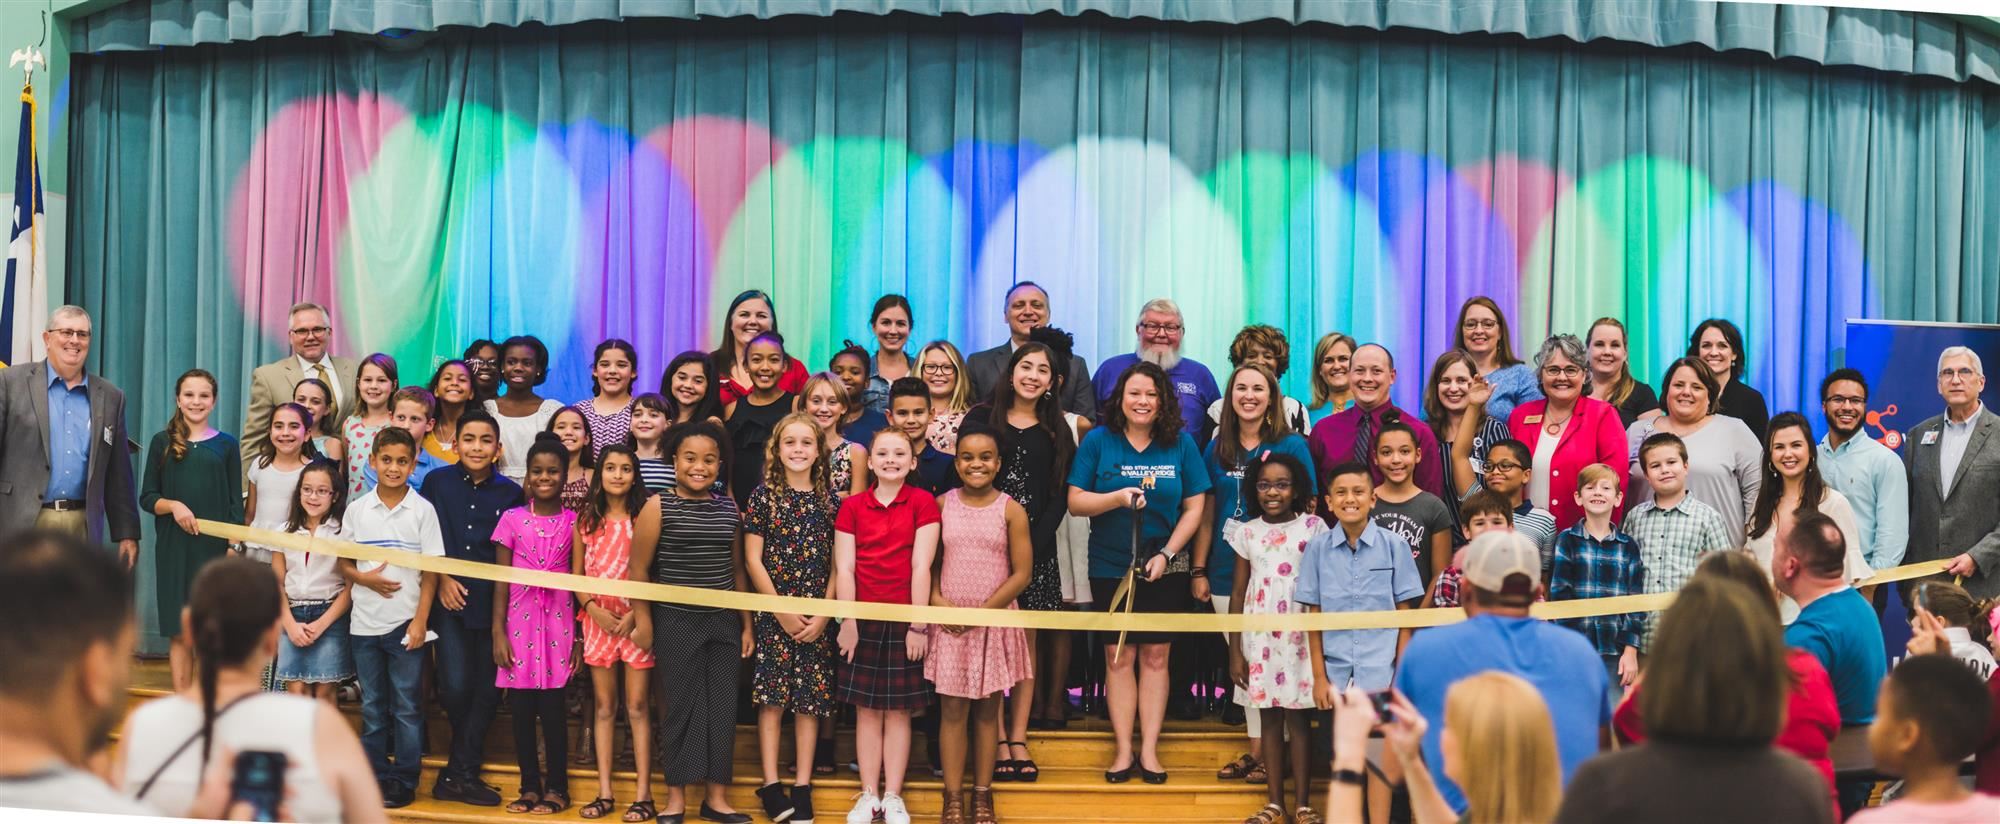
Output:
[
  {"xmin": 1190, "ymin": 567, "xmax": 1208, "ymax": 577},
  {"xmin": 908, "ymin": 624, "xmax": 929, "ymax": 632},
  {"xmin": 1331, "ymin": 768, "xmax": 1368, "ymax": 787}
]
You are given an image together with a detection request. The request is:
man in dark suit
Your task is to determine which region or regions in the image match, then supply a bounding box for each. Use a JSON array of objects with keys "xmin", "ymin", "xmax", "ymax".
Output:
[
  {"xmin": 0, "ymin": 306, "xmax": 142, "ymax": 565},
  {"xmin": 966, "ymin": 281, "xmax": 1095, "ymax": 418},
  {"xmin": 242, "ymin": 302, "xmax": 357, "ymax": 472},
  {"xmin": 1904, "ymin": 346, "xmax": 2000, "ymax": 599}
]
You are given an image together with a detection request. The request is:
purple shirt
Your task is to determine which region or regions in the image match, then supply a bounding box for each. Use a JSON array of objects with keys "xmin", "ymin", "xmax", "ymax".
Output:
[
  {"xmin": 1092, "ymin": 353, "xmax": 1221, "ymax": 439},
  {"xmin": 1306, "ymin": 402, "xmax": 1444, "ymax": 498}
]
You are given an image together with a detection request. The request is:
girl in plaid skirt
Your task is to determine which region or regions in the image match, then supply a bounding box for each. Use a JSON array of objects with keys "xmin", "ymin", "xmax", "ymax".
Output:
[{"xmin": 834, "ymin": 428, "xmax": 942, "ymax": 824}]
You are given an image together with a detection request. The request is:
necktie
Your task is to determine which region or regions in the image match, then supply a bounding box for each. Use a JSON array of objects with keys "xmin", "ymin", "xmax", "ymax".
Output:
[
  {"xmin": 1352, "ymin": 408, "xmax": 1374, "ymax": 468},
  {"xmin": 312, "ymin": 363, "xmax": 334, "ymax": 409}
]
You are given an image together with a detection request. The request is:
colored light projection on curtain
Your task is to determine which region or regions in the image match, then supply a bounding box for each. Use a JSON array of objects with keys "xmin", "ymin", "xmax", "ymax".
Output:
[{"xmin": 224, "ymin": 94, "xmax": 1873, "ymax": 414}]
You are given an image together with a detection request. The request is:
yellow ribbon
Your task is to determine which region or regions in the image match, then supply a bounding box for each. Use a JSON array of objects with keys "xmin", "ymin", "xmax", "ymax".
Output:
[{"xmin": 201, "ymin": 519, "xmax": 1955, "ymax": 633}]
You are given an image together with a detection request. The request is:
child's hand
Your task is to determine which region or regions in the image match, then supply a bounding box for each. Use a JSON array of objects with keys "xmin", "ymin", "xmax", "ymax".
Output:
[
  {"xmin": 1190, "ymin": 576, "xmax": 1211, "ymax": 602},
  {"xmin": 612, "ymin": 609, "xmax": 636, "ymax": 639},
  {"xmin": 1908, "ymin": 606, "xmax": 1952, "ymax": 657},
  {"xmin": 588, "ymin": 603, "xmax": 621, "ymax": 634},
  {"xmin": 438, "ymin": 576, "xmax": 469, "ymax": 611},
  {"xmin": 1617, "ymin": 647, "xmax": 1639, "ymax": 686},
  {"xmin": 838, "ymin": 619, "xmax": 859, "ymax": 662},
  {"xmin": 168, "ymin": 501, "xmax": 201, "ymax": 535},
  {"xmin": 1313, "ymin": 679, "xmax": 1336, "ymax": 711},
  {"xmin": 492, "ymin": 632, "xmax": 514, "ymax": 669},
  {"xmin": 403, "ymin": 621, "xmax": 427, "ymax": 652},
  {"xmin": 284, "ymin": 620, "xmax": 314, "ymax": 649},
  {"xmin": 1228, "ymin": 650, "xmax": 1248, "ymax": 690},
  {"xmin": 794, "ymin": 616, "xmax": 828, "ymax": 643},
  {"xmin": 904, "ymin": 627, "xmax": 928, "ymax": 661},
  {"xmin": 740, "ymin": 625, "xmax": 755, "ymax": 659},
  {"xmin": 357, "ymin": 569, "xmax": 400, "ymax": 598},
  {"xmin": 569, "ymin": 639, "xmax": 582, "ymax": 673},
  {"xmin": 1466, "ymin": 374, "xmax": 1492, "ymax": 408},
  {"xmin": 629, "ymin": 621, "xmax": 652, "ymax": 651},
  {"xmin": 776, "ymin": 612, "xmax": 806, "ymax": 638}
]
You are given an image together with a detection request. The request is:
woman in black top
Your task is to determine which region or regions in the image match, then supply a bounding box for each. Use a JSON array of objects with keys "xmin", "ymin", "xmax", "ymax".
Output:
[{"xmin": 1688, "ymin": 318, "xmax": 1768, "ymax": 438}]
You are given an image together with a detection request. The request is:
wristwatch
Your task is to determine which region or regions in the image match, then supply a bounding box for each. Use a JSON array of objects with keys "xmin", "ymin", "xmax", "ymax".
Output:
[{"xmin": 1331, "ymin": 768, "xmax": 1368, "ymax": 786}]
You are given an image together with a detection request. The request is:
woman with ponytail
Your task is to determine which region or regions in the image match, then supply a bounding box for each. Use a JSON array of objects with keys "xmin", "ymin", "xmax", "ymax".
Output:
[
  {"xmin": 114, "ymin": 556, "xmax": 382, "ymax": 821},
  {"xmin": 140, "ymin": 369, "xmax": 243, "ymax": 692}
]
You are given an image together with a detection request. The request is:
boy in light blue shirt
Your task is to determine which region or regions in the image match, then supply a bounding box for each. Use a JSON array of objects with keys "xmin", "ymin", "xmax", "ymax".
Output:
[{"xmin": 1298, "ymin": 461, "xmax": 1426, "ymax": 696}]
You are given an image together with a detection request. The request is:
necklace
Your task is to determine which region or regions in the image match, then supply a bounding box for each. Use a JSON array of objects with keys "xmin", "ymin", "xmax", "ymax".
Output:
[{"xmin": 1544, "ymin": 410, "xmax": 1573, "ymax": 436}]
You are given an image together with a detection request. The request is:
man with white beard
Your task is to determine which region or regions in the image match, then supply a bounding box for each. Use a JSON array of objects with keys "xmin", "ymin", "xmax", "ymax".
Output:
[{"xmin": 1091, "ymin": 298, "xmax": 1221, "ymax": 445}]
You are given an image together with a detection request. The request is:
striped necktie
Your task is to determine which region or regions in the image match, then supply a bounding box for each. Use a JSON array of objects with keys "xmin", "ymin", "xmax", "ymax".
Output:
[{"xmin": 1352, "ymin": 408, "xmax": 1374, "ymax": 467}]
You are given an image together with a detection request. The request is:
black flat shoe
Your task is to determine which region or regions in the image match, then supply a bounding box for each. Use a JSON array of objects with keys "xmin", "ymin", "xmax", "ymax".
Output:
[
  {"xmin": 1104, "ymin": 766, "xmax": 1133, "ymax": 784},
  {"xmin": 697, "ymin": 804, "xmax": 751, "ymax": 824},
  {"xmin": 1139, "ymin": 767, "xmax": 1168, "ymax": 785}
]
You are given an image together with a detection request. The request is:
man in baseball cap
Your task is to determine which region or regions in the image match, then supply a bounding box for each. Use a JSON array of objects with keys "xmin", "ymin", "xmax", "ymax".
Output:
[{"xmin": 1391, "ymin": 531, "xmax": 1613, "ymax": 814}]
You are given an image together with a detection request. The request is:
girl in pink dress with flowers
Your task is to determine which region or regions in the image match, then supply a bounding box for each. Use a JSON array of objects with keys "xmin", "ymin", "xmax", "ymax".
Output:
[
  {"xmin": 492, "ymin": 433, "xmax": 581, "ymax": 814},
  {"xmin": 1226, "ymin": 452, "xmax": 1325, "ymax": 824}
]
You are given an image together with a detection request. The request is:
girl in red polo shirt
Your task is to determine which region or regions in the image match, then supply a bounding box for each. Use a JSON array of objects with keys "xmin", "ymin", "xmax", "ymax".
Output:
[{"xmin": 834, "ymin": 428, "xmax": 942, "ymax": 824}]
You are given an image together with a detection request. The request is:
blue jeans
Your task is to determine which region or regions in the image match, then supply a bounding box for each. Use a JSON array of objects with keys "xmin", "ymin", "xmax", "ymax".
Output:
[
  {"xmin": 431, "ymin": 608, "xmax": 499, "ymax": 780},
  {"xmin": 353, "ymin": 622, "xmax": 426, "ymax": 791}
]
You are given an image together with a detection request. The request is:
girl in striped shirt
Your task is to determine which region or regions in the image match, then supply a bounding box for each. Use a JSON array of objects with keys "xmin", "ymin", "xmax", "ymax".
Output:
[{"xmin": 628, "ymin": 393, "xmax": 675, "ymax": 495}]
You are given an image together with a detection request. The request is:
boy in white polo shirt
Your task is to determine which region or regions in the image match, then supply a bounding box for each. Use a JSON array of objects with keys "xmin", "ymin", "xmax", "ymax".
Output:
[{"xmin": 338, "ymin": 425, "xmax": 444, "ymax": 808}]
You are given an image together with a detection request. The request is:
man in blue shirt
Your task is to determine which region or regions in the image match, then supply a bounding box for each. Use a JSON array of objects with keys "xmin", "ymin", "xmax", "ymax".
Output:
[
  {"xmin": 1395, "ymin": 530, "xmax": 1609, "ymax": 814},
  {"xmin": 1776, "ymin": 512, "xmax": 1887, "ymax": 817},
  {"xmin": 1815, "ymin": 369, "xmax": 1908, "ymax": 580},
  {"xmin": 1092, "ymin": 298, "xmax": 1220, "ymax": 447},
  {"xmin": 0, "ymin": 305, "xmax": 140, "ymax": 562},
  {"xmin": 417, "ymin": 410, "xmax": 521, "ymax": 807}
]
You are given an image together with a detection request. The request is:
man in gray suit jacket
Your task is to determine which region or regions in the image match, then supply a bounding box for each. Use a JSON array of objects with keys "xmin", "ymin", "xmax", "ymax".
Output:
[
  {"xmin": 0, "ymin": 306, "xmax": 141, "ymax": 564},
  {"xmin": 966, "ymin": 282, "xmax": 1095, "ymax": 418},
  {"xmin": 1904, "ymin": 346, "xmax": 2000, "ymax": 599},
  {"xmin": 242, "ymin": 302, "xmax": 358, "ymax": 472}
]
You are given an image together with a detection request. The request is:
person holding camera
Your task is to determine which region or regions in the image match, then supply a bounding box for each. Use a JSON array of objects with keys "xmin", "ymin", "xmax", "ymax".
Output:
[{"xmin": 113, "ymin": 556, "xmax": 383, "ymax": 822}]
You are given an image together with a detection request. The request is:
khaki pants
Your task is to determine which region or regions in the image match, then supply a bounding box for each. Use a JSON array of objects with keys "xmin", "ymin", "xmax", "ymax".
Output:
[{"xmin": 34, "ymin": 507, "xmax": 88, "ymax": 538}]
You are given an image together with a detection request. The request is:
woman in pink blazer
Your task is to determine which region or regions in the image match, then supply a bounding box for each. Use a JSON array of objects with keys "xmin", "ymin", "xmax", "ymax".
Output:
[{"xmin": 1507, "ymin": 334, "xmax": 1630, "ymax": 530}]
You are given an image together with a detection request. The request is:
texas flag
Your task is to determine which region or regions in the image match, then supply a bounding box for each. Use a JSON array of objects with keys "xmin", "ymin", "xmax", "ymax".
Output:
[{"xmin": 4, "ymin": 85, "xmax": 46, "ymax": 368}]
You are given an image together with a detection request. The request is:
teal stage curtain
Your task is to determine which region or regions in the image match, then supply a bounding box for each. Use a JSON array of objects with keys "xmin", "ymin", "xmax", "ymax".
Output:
[{"xmin": 67, "ymin": 14, "xmax": 2000, "ymax": 645}]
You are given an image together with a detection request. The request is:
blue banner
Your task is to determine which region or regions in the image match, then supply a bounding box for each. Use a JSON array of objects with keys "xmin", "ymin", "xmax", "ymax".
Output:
[{"xmin": 1839, "ymin": 320, "xmax": 2000, "ymax": 455}]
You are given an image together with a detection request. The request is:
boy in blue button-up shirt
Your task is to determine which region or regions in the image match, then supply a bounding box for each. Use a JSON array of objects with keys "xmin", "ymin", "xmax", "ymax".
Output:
[{"xmin": 1299, "ymin": 461, "xmax": 1425, "ymax": 697}]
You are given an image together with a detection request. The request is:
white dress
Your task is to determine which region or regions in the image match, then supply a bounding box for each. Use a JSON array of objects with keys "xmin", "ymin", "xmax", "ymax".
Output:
[
  {"xmin": 1744, "ymin": 488, "xmax": 1870, "ymax": 623},
  {"xmin": 1228, "ymin": 514, "xmax": 1327, "ymax": 710},
  {"xmin": 1055, "ymin": 412, "xmax": 1094, "ymax": 604},
  {"xmin": 244, "ymin": 462, "xmax": 305, "ymax": 563},
  {"xmin": 484, "ymin": 398, "xmax": 564, "ymax": 482}
]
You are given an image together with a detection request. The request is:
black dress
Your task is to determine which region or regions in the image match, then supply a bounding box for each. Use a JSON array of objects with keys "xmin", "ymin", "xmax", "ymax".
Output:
[
  {"xmin": 724, "ymin": 392, "xmax": 796, "ymax": 506},
  {"xmin": 975, "ymin": 406, "xmax": 1067, "ymax": 611},
  {"xmin": 1609, "ymin": 381, "xmax": 1659, "ymax": 429}
]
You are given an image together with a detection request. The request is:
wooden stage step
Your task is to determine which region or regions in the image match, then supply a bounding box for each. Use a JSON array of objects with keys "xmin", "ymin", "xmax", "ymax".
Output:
[{"xmin": 121, "ymin": 660, "xmax": 1302, "ymax": 823}]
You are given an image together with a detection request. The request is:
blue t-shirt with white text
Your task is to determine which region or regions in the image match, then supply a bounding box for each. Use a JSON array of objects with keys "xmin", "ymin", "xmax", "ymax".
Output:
[{"xmin": 1067, "ymin": 427, "xmax": 1212, "ymax": 579}]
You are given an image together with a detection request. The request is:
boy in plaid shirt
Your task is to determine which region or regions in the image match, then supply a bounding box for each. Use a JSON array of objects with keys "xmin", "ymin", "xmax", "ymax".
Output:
[
  {"xmin": 1548, "ymin": 463, "xmax": 1644, "ymax": 704},
  {"xmin": 1623, "ymin": 432, "xmax": 1733, "ymax": 649}
]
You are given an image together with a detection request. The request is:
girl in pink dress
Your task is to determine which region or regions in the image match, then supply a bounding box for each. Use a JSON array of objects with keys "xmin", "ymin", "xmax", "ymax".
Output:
[
  {"xmin": 924, "ymin": 425, "xmax": 1033, "ymax": 824},
  {"xmin": 492, "ymin": 433, "xmax": 581, "ymax": 813},
  {"xmin": 571, "ymin": 444, "xmax": 657, "ymax": 821}
]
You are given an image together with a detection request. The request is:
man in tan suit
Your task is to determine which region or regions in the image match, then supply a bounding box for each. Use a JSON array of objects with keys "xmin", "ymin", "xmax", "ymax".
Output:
[{"xmin": 242, "ymin": 302, "xmax": 358, "ymax": 471}]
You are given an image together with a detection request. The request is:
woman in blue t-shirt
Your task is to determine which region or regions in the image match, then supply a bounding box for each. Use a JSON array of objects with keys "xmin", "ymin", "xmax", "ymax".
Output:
[{"xmin": 1067, "ymin": 361, "xmax": 1212, "ymax": 786}]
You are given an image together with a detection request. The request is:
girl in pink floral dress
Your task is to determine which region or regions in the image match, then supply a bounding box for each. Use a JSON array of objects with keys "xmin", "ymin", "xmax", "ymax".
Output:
[
  {"xmin": 492, "ymin": 434, "xmax": 581, "ymax": 812},
  {"xmin": 1226, "ymin": 452, "xmax": 1324, "ymax": 824}
]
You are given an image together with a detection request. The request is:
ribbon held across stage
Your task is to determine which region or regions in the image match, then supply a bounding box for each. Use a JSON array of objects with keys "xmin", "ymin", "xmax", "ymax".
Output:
[{"xmin": 197, "ymin": 520, "xmax": 1954, "ymax": 633}]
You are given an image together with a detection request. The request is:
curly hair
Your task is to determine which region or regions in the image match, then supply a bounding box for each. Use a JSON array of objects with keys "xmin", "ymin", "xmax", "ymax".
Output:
[
  {"xmin": 1227, "ymin": 325, "xmax": 1292, "ymax": 379},
  {"xmin": 1101, "ymin": 361, "xmax": 1184, "ymax": 445}
]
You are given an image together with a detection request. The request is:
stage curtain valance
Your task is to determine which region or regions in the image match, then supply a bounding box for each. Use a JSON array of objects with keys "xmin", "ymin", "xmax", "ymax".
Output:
[{"xmin": 69, "ymin": 0, "xmax": 2000, "ymax": 88}]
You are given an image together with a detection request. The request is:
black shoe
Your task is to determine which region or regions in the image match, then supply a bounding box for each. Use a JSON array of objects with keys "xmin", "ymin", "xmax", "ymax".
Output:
[
  {"xmin": 1104, "ymin": 766, "xmax": 1133, "ymax": 784},
  {"xmin": 1220, "ymin": 703, "xmax": 1246, "ymax": 726},
  {"xmin": 1139, "ymin": 767, "xmax": 1169, "ymax": 785},
  {"xmin": 698, "ymin": 803, "xmax": 752, "ymax": 823},
  {"xmin": 1169, "ymin": 694, "xmax": 1202, "ymax": 721},
  {"xmin": 433, "ymin": 772, "xmax": 502, "ymax": 807},
  {"xmin": 756, "ymin": 782, "xmax": 795, "ymax": 822},
  {"xmin": 792, "ymin": 784, "xmax": 816, "ymax": 824},
  {"xmin": 382, "ymin": 783, "xmax": 416, "ymax": 809}
]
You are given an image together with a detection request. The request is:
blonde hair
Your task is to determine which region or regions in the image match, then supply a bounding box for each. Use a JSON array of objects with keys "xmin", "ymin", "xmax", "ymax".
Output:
[
  {"xmin": 763, "ymin": 412, "xmax": 831, "ymax": 497},
  {"xmin": 1576, "ymin": 463, "xmax": 1619, "ymax": 493},
  {"xmin": 918, "ymin": 340, "xmax": 972, "ymax": 413},
  {"xmin": 797, "ymin": 371, "xmax": 853, "ymax": 428},
  {"xmin": 1309, "ymin": 332, "xmax": 1357, "ymax": 411},
  {"xmin": 1445, "ymin": 672, "xmax": 1563, "ymax": 824},
  {"xmin": 1587, "ymin": 318, "xmax": 1638, "ymax": 407}
]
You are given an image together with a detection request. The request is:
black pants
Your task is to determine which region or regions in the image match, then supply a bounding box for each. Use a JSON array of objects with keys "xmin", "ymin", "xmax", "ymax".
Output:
[
  {"xmin": 654, "ymin": 607, "xmax": 741, "ymax": 785},
  {"xmin": 511, "ymin": 688, "xmax": 569, "ymax": 794},
  {"xmin": 433, "ymin": 609, "xmax": 500, "ymax": 781}
]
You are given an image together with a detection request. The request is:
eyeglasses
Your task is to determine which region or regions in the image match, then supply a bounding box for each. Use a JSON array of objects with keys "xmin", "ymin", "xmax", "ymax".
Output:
[
  {"xmin": 48, "ymin": 328, "xmax": 91, "ymax": 340},
  {"xmin": 1487, "ymin": 461, "xmax": 1525, "ymax": 473},
  {"xmin": 1824, "ymin": 395, "xmax": 1867, "ymax": 407},
  {"xmin": 1255, "ymin": 480, "xmax": 1294, "ymax": 492},
  {"xmin": 1139, "ymin": 322, "xmax": 1183, "ymax": 335},
  {"xmin": 1461, "ymin": 318, "xmax": 1499, "ymax": 331},
  {"xmin": 921, "ymin": 364, "xmax": 957, "ymax": 375},
  {"xmin": 290, "ymin": 325, "xmax": 331, "ymax": 337},
  {"xmin": 1940, "ymin": 367, "xmax": 1980, "ymax": 381},
  {"xmin": 299, "ymin": 486, "xmax": 334, "ymax": 499},
  {"xmin": 465, "ymin": 357, "xmax": 494, "ymax": 367},
  {"xmin": 1541, "ymin": 366, "xmax": 1584, "ymax": 378}
]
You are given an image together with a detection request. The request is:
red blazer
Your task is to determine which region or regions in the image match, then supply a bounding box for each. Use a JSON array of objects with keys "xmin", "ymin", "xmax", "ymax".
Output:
[{"xmin": 1508, "ymin": 396, "xmax": 1629, "ymax": 530}]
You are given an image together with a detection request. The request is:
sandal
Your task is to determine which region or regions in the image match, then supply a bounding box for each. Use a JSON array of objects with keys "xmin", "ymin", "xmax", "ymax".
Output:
[
  {"xmin": 1008, "ymin": 741, "xmax": 1039, "ymax": 783},
  {"xmin": 1294, "ymin": 806, "xmax": 1324, "ymax": 824},
  {"xmin": 1244, "ymin": 761, "xmax": 1268, "ymax": 784},
  {"xmin": 1216, "ymin": 753, "xmax": 1258, "ymax": 780},
  {"xmin": 1243, "ymin": 803, "xmax": 1285, "ymax": 824},
  {"xmin": 579, "ymin": 797, "xmax": 617, "ymax": 820},
  {"xmin": 530, "ymin": 791, "xmax": 570, "ymax": 815},
  {"xmin": 993, "ymin": 752, "xmax": 1019, "ymax": 783},
  {"xmin": 505, "ymin": 792, "xmax": 542, "ymax": 814},
  {"xmin": 813, "ymin": 744, "xmax": 836, "ymax": 777},
  {"xmin": 622, "ymin": 800, "xmax": 657, "ymax": 823}
]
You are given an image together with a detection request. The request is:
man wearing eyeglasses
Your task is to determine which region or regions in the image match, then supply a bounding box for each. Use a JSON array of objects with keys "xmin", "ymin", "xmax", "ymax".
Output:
[
  {"xmin": 242, "ymin": 303, "xmax": 358, "ymax": 473},
  {"xmin": 1904, "ymin": 346, "xmax": 2000, "ymax": 600},
  {"xmin": 0, "ymin": 306, "xmax": 142, "ymax": 565},
  {"xmin": 1090, "ymin": 298, "xmax": 1220, "ymax": 444},
  {"xmin": 1815, "ymin": 368, "xmax": 1908, "ymax": 615}
]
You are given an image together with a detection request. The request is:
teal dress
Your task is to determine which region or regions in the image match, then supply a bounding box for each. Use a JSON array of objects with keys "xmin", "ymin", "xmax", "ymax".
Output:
[{"xmin": 140, "ymin": 431, "xmax": 244, "ymax": 637}]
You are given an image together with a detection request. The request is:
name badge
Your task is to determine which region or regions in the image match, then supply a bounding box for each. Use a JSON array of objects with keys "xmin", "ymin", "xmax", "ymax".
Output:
[
  {"xmin": 1922, "ymin": 430, "xmax": 1940, "ymax": 445},
  {"xmin": 102, "ymin": 426, "xmax": 114, "ymax": 446},
  {"xmin": 1523, "ymin": 415, "xmax": 1543, "ymax": 425}
]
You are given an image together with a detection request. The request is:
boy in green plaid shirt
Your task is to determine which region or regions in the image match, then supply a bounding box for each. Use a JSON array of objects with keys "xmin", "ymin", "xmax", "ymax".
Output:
[
  {"xmin": 1623, "ymin": 433, "xmax": 1734, "ymax": 650},
  {"xmin": 1548, "ymin": 463, "xmax": 1645, "ymax": 704}
]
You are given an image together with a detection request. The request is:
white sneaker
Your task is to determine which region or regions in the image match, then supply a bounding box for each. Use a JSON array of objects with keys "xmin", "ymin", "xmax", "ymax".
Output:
[
  {"xmin": 880, "ymin": 793, "xmax": 910, "ymax": 824},
  {"xmin": 845, "ymin": 791, "xmax": 880, "ymax": 824}
]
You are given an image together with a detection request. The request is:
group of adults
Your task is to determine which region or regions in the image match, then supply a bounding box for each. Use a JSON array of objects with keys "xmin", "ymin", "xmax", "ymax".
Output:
[{"xmin": 1, "ymin": 287, "xmax": 1997, "ymax": 803}]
